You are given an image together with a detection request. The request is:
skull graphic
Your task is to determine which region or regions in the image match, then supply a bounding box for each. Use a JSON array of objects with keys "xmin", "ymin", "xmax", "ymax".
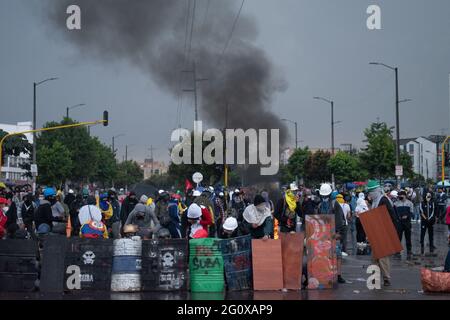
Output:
[
  {"xmin": 162, "ymin": 252, "xmax": 174, "ymax": 268},
  {"xmin": 82, "ymin": 251, "xmax": 96, "ymax": 265}
]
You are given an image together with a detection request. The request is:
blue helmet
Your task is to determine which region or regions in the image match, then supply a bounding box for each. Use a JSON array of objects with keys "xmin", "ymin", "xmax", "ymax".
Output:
[{"xmin": 43, "ymin": 187, "xmax": 56, "ymax": 198}]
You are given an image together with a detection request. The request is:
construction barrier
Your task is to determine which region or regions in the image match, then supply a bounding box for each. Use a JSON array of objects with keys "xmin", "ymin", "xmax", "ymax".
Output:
[
  {"xmin": 219, "ymin": 235, "xmax": 252, "ymax": 291},
  {"xmin": 111, "ymin": 237, "xmax": 142, "ymax": 292}
]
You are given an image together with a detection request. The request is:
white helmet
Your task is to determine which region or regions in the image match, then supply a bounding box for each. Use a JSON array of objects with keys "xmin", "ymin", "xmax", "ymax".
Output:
[
  {"xmin": 193, "ymin": 190, "xmax": 201, "ymax": 197},
  {"xmin": 390, "ymin": 190, "xmax": 398, "ymax": 198},
  {"xmin": 68, "ymin": 189, "xmax": 74, "ymax": 194},
  {"xmin": 289, "ymin": 183, "xmax": 299, "ymax": 191},
  {"xmin": 187, "ymin": 203, "xmax": 202, "ymax": 219},
  {"xmin": 319, "ymin": 183, "xmax": 332, "ymax": 196},
  {"xmin": 223, "ymin": 217, "xmax": 238, "ymax": 232}
]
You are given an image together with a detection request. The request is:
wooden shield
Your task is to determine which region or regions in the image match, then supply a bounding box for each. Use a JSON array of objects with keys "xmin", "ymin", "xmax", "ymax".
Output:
[
  {"xmin": 251, "ymin": 239, "xmax": 283, "ymax": 290},
  {"xmin": 359, "ymin": 205, "xmax": 403, "ymax": 259},
  {"xmin": 280, "ymin": 232, "xmax": 304, "ymax": 290}
]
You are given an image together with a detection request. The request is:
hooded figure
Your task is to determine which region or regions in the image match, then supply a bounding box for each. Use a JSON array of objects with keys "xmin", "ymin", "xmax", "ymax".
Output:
[
  {"xmin": 242, "ymin": 195, "xmax": 273, "ymax": 239},
  {"xmin": 120, "ymin": 191, "xmax": 139, "ymax": 226},
  {"xmin": 274, "ymin": 189, "xmax": 302, "ymax": 233}
]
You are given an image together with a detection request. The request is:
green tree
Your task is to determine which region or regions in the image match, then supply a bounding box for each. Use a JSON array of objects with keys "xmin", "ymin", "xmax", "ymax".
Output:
[
  {"xmin": 327, "ymin": 151, "xmax": 368, "ymax": 183},
  {"xmin": 281, "ymin": 147, "xmax": 311, "ymax": 184},
  {"xmin": 115, "ymin": 161, "xmax": 144, "ymax": 188},
  {"xmin": 359, "ymin": 122, "xmax": 396, "ymax": 180},
  {"xmin": 0, "ymin": 129, "xmax": 32, "ymax": 165},
  {"xmin": 92, "ymin": 138, "xmax": 118, "ymax": 188},
  {"xmin": 304, "ymin": 150, "xmax": 332, "ymax": 185},
  {"xmin": 37, "ymin": 118, "xmax": 99, "ymax": 183},
  {"xmin": 36, "ymin": 141, "xmax": 73, "ymax": 186}
]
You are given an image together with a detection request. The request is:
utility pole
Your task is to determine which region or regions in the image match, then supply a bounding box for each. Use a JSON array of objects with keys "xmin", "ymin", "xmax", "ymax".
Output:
[
  {"xmin": 182, "ymin": 62, "xmax": 208, "ymax": 121},
  {"xmin": 148, "ymin": 145, "xmax": 157, "ymax": 176}
]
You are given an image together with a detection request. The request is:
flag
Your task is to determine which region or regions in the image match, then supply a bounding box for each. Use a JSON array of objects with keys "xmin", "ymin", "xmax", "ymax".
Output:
[{"xmin": 185, "ymin": 178, "xmax": 194, "ymax": 193}]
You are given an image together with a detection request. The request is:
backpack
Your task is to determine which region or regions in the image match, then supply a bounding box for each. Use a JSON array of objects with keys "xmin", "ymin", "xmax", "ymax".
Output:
[{"xmin": 79, "ymin": 205, "xmax": 108, "ymax": 239}]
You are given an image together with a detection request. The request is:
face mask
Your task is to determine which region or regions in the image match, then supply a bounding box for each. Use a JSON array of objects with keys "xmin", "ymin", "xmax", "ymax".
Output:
[{"xmin": 399, "ymin": 196, "xmax": 405, "ymax": 201}]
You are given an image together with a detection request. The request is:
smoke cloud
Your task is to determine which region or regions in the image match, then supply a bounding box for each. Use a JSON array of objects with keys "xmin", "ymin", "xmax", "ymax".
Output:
[{"xmin": 43, "ymin": 0, "xmax": 289, "ymax": 183}]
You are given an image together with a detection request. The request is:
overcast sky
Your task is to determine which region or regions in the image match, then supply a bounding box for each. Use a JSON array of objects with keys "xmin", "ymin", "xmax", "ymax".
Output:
[{"xmin": 1, "ymin": 0, "xmax": 450, "ymax": 163}]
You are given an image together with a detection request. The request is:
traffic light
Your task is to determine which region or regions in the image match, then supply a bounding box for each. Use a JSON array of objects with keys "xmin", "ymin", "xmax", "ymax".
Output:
[{"xmin": 103, "ymin": 110, "xmax": 109, "ymax": 126}]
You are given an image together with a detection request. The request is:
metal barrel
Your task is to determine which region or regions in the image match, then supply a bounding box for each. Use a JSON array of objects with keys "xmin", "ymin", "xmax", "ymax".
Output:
[{"xmin": 111, "ymin": 237, "xmax": 142, "ymax": 292}]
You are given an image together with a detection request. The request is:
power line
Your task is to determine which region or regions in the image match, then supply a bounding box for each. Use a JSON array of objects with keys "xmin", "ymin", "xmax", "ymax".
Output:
[
  {"xmin": 218, "ymin": 0, "xmax": 245, "ymax": 65},
  {"xmin": 186, "ymin": 0, "xmax": 197, "ymax": 66}
]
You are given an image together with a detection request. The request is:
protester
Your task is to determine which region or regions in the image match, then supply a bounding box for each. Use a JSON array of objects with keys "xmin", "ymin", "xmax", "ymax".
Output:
[
  {"xmin": 124, "ymin": 203, "xmax": 159, "ymax": 239},
  {"xmin": 218, "ymin": 216, "xmax": 247, "ymax": 239},
  {"xmin": 367, "ymin": 180, "xmax": 400, "ymax": 287},
  {"xmin": 120, "ymin": 191, "xmax": 138, "ymax": 226},
  {"xmin": 446, "ymin": 203, "xmax": 450, "ymax": 246},
  {"xmin": 186, "ymin": 203, "xmax": 211, "ymax": 239},
  {"xmin": 21, "ymin": 193, "xmax": 36, "ymax": 236},
  {"xmin": 242, "ymin": 195, "xmax": 273, "ymax": 240},
  {"xmin": 108, "ymin": 189, "xmax": 122, "ymax": 239},
  {"xmin": 51, "ymin": 193, "xmax": 67, "ymax": 234},
  {"xmin": 336, "ymin": 194, "xmax": 351, "ymax": 255},
  {"xmin": 436, "ymin": 189, "xmax": 447, "ymax": 224},
  {"xmin": 0, "ymin": 197, "xmax": 8, "ymax": 239},
  {"xmin": 79, "ymin": 196, "xmax": 108, "ymax": 239},
  {"xmin": 420, "ymin": 192, "xmax": 436, "ymax": 255},
  {"xmin": 64, "ymin": 189, "xmax": 76, "ymax": 208},
  {"xmin": 69, "ymin": 194, "xmax": 84, "ymax": 236},
  {"xmin": 231, "ymin": 189, "xmax": 246, "ymax": 222},
  {"xmin": 274, "ymin": 184, "xmax": 302, "ymax": 234},
  {"xmin": 412, "ymin": 187, "xmax": 421, "ymax": 223},
  {"xmin": 34, "ymin": 188, "xmax": 59, "ymax": 234},
  {"xmin": 4, "ymin": 192, "xmax": 19, "ymax": 238},
  {"xmin": 394, "ymin": 190, "xmax": 414, "ymax": 260}
]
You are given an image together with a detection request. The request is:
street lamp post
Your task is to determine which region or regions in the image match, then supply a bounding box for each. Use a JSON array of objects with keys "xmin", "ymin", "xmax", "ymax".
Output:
[
  {"xmin": 370, "ymin": 62, "xmax": 402, "ymax": 185},
  {"xmin": 281, "ymin": 119, "xmax": 298, "ymax": 149},
  {"xmin": 112, "ymin": 134, "xmax": 125, "ymax": 159},
  {"xmin": 313, "ymin": 97, "xmax": 336, "ymax": 155},
  {"xmin": 32, "ymin": 77, "xmax": 58, "ymax": 193},
  {"xmin": 66, "ymin": 103, "xmax": 86, "ymax": 119}
]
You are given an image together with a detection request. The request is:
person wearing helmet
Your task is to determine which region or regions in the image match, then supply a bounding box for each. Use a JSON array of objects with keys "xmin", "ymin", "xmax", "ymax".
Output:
[
  {"xmin": 34, "ymin": 187, "xmax": 58, "ymax": 233},
  {"xmin": 194, "ymin": 189, "xmax": 215, "ymax": 237},
  {"xmin": 367, "ymin": 179, "xmax": 400, "ymax": 287},
  {"xmin": 186, "ymin": 203, "xmax": 209, "ymax": 239},
  {"xmin": 231, "ymin": 190, "xmax": 246, "ymax": 223},
  {"xmin": 388, "ymin": 190, "xmax": 399, "ymax": 203},
  {"xmin": 394, "ymin": 190, "xmax": 414, "ymax": 260},
  {"xmin": 242, "ymin": 195, "xmax": 273, "ymax": 240},
  {"xmin": 274, "ymin": 184, "xmax": 302, "ymax": 234},
  {"xmin": 218, "ymin": 217, "xmax": 246, "ymax": 239},
  {"xmin": 64, "ymin": 189, "xmax": 76, "ymax": 208}
]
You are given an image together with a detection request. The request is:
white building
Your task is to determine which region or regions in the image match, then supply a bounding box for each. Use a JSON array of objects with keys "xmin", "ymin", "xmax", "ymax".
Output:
[
  {"xmin": 0, "ymin": 121, "xmax": 33, "ymax": 182},
  {"xmin": 399, "ymin": 137, "xmax": 437, "ymax": 180}
]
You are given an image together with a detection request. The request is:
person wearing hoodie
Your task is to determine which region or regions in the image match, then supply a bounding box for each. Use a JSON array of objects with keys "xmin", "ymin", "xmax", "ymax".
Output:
[
  {"xmin": 120, "ymin": 191, "xmax": 138, "ymax": 227},
  {"xmin": 274, "ymin": 185, "xmax": 302, "ymax": 234},
  {"xmin": 69, "ymin": 194, "xmax": 84, "ymax": 236},
  {"xmin": 367, "ymin": 180, "xmax": 400, "ymax": 287},
  {"xmin": 125, "ymin": 202, "xmax": 159, "ymax": 238},
  {"xmin": 0, "ymin": 197, "xmax": 8, "ymax": 239},
  {"xmin": 34, "ymin": 188, "xmax": 61, "ymax": 233},
  {"xmin": 64, "ymin": 189, "xmax": 76, "ymax": 208},
  {"xmin": 394, "ymin": 190, "xmax": 414, "ymax": 259},
  {"xmin": 420, "ymin": 192, "xmax": 436, "ymax": 255},
  {"xmin": 242, "ymin": 195, "xmax": 273, "ymax": 240},
  {"xmin": 108, "ymin": 189, "xmax": 121, "ymax": 239}
]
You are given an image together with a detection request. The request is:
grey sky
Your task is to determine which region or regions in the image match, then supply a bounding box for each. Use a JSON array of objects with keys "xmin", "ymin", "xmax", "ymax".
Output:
[{"xmin": 1, "ymin": 0, "xmax": 450, "ymax": 164}]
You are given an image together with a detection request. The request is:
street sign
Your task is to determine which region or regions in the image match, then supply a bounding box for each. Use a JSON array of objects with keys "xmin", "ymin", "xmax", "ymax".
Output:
[
  {"xmin": 192, "ymin": 172, "xmax": 203, "ymax": 184},
  {"xmin": 395, "ymin": 165, "xmax": 403, "ymax": 177},
  {"xmin": 31, "ymin": 164, "xmax": 38, "ymax": 176}
]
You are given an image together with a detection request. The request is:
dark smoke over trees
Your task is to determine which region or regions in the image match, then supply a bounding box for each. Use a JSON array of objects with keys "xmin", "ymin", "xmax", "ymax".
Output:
[{"xmin": 41, "ymin": 0, "xmax": 289, "ymax": 184}]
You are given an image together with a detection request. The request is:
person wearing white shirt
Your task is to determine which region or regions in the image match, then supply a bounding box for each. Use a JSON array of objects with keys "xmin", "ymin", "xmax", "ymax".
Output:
[
  {"xmin": 78, "ymin": 196, "xmax": 103, "ymax": 225},
  {"xmin": 336, "ymin": 194, "xmax": 351, "ymax": 255}
]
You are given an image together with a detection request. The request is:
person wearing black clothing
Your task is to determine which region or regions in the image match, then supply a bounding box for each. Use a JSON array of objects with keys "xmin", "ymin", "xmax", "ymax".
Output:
[
  {"xmin": 394, "ymin": 190, "xmax": 414, "ymax": 258},
  {"xmin": 35, "ymin": 193, "xmax": 56, "ymax": 232},
  {"xmin": 218, "ymin": 216, "xmax": 248, "ymax": 239},
  {"xmin": 108, "ymin": 190, "xmax": 121, "ymax": 239},
  {"xmin": 21, "ymin": 193, "xmax": 36, "ymax": 235},
  {"xmin": 64, "ymin": 190, "xmax": 76, "ymax": 207},
  {"xmin": 420, "ymin": 193, "xmax": 436, "ymax": 254},
  {"xmin": 5, "ymin": 192, "xmax": 19, "ymax": 238},
  {"xmin": 120, "ymin": 192, "xmax": 138, "ymax": 226},
  {"xmin": 69, "ymin": 194, "xmax": 85, "ymax": 236},
  {"xmin": 274, "ymin": 189, "xmax": 302, "ymax": 233},
  {"xmin": 436, "ymin": 189, "xmax": 448, "ymax": 224}
]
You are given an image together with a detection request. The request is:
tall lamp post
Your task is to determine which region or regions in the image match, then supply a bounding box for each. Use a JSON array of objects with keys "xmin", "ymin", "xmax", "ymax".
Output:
[
  {"xmin": 313, "ymin": 96, "xmax": 337, "ymax": 155},
  {"xmin": 112, "ymin": 134, "xmax": 125, "ymax": 160},
  {"xmin": 66, "ymin": 103, "xmax": 86, "ymax": 119},
  {"xmin": 33, "ymin": 77, "xmax": 58, "ymax": 193},
  {"xmin": 281, "ymin": 119, "xmax": 298, "ymax": 149},
  {"xmin": 369, "ymin": 62, "xmax": 402, "ymax": 186}
]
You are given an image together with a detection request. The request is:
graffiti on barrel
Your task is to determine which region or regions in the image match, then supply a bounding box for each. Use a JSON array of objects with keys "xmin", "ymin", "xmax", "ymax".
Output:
[{"xmin": 141, "ymin": 239, "xmax": 188, "ymax": 291}]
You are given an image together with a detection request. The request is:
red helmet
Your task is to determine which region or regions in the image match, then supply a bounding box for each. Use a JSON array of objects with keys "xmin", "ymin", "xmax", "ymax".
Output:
[{"xmin": 0, "ymin": 198, "xmax": 7, "ymax": 205}]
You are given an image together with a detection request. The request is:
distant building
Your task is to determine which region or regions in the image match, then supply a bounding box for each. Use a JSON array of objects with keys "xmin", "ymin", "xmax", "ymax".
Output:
[
  {"xmin": 140, "ymin": 158, "xmax": 168, "ymax": 180},
  {"xmin": 398, "ymin": 136, "xmax": 439, "ymax": 181},
  {"xmin": 0, "ymin": 121, "xmax": 33, "ymax": 182}
]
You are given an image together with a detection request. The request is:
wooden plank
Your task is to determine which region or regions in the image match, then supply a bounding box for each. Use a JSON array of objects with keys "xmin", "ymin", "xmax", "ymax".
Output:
[
  {"xmin": 359, "ymin": 205, "xmax": 403, "ymax": 259},
  {"xmin": 251, "ymin": 239, "xmax": 283, "ymax": 291},
  {"xmin": 305, "ymin": 215, "xmax": 337, "ymax": 289},
  {"xmin": 280, "ymin": 232, "xmax": 304, "ymax": 290}
]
